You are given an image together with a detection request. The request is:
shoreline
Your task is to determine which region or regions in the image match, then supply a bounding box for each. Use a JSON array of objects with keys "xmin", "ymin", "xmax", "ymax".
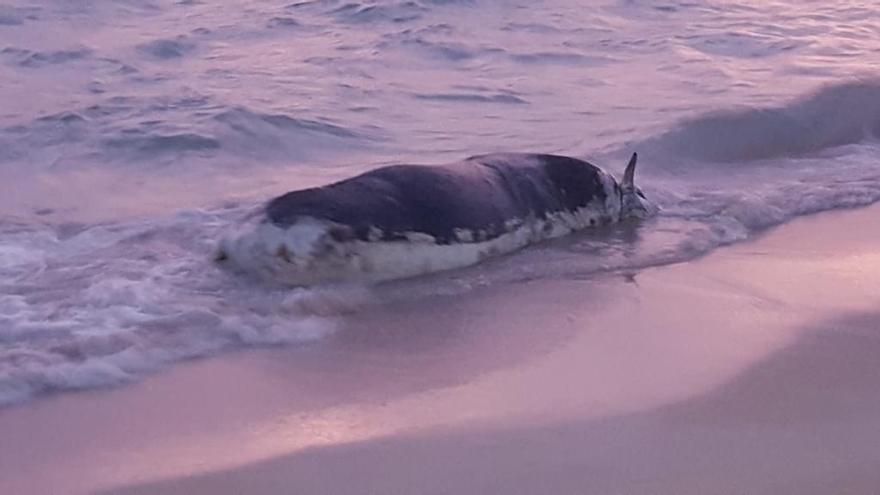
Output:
[{"xmin": 3, "ymin": 204, "xmax": 880, "ymax": 494}]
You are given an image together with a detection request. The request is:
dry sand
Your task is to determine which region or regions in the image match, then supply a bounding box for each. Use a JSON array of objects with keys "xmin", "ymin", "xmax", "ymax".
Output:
[{"xmin": 2, "ymin": 205, "xmax": 880, "ymax": 495}]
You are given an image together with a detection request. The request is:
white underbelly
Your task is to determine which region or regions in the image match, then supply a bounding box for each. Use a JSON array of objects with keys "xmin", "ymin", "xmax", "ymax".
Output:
[{"xmin": 217, "ymin": 202, "xmax": 614, "ymax": 286}]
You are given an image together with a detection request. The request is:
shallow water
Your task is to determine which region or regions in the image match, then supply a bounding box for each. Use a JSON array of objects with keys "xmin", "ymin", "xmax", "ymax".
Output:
[{"xmin": 2, "ymin": 0, "xmax": 880, "ymax": 405}]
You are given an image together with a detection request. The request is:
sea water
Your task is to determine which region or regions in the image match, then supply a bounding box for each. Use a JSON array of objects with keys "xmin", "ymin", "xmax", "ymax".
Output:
[{"xmin": 2, "ymin": 0, "xmax": 879, "ymax": 405}]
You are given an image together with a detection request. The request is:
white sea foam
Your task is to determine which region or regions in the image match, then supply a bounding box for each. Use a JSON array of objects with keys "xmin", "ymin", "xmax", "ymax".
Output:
[{"xmin": 0, "ymin": 212, "xmax": 350, "ymax": 406}]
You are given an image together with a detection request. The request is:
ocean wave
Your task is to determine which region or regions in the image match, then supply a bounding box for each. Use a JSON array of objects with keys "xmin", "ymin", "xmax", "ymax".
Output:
[
  {"xmin": 266, "ymin": 16, "xmax": 302, "ymax": 29},
  {"xmin": 213, "ymin": 107, "xmax": 364, "ymax": 138},
  {"xmin": 36, "ymin": 111, "xmax": 88, "ymax": 125},
  {"xmin": 379, "ymin": 33, "xmax": 615, "ymax": 67},
  {"xmin": 682, "ymin": 31, "xmax": 806, "ymax": 59},
  {"xmin": 209, "ymin": 106, "xmax": 375, "ymax": 160},
  {"xmin": 640, "ymin": 80, "xmax": 880, "ymax": 163},
  {"xmin": 294, "ymin": 0, "xmax": 475, "ymax": 24},
  {"xmin": 136, "ymin": 37, "xmax": 197, "ymax": 59},
  {"xmin": 0, "ymin": 212, "xmax": 369, "ymax": 406},
  {"xmin": 382, "ymin": 37, "xmax": 478, "ymax": 61},
  {"xmin": 413, "ymin": 92, "xmax": 527, "ymax": 104},
  {"xmin": 286, "ymin": 0, "xmax": 344, "ymax": 10},
  {"xmin": 0, "ymin": 99, "xmax": 374, "ymax": 168},
  {"xmin": 422, "ymin": 0, "xmax": 476, "ymax": 5},
  {"xmin": 327, "ymin": 1, "xmax": 426, "ymax": 23},
  {"xmin": 0, "ymin": 111, "xmax": 90, "ymax": 164},
  {"xmin": 103, "ymin": 132, "xmax": 221, "ymax": 154},
  {"xmin": 0, "ymin": 4, "xmax": 39, "ymax": 25},
  {"xmin": 1, "ymin": 46, "xmax": 93, "ymax": 68},
  {"xmin": 509, "ymin": 51, "xmax": 618, "ymax": 66},
  {"xmin": 501, "ymin": 22, "xmax": 566, "ymax": 34}
]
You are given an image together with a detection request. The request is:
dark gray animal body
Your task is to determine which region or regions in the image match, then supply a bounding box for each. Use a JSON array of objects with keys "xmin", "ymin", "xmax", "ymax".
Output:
[{"xmin": 267, "ymin": 153, "xmax": 616, "ymax": 245}]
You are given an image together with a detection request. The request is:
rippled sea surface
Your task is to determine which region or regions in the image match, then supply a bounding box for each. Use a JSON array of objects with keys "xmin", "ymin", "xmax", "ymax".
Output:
[{"xmin": 2, "ymin": 0, "xmax": 880, "ymax": 405}]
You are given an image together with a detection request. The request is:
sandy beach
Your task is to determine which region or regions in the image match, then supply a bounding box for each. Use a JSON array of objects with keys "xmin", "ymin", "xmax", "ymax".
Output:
[{"xmin": 2, "ymin": 204, "xmax": 880, "ymax": 495}]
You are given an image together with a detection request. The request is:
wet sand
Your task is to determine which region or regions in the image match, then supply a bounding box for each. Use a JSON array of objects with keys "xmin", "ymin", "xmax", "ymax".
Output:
[{"xmin": 2, "ymin": 205, "xmax": 880, "ymax": 495}]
